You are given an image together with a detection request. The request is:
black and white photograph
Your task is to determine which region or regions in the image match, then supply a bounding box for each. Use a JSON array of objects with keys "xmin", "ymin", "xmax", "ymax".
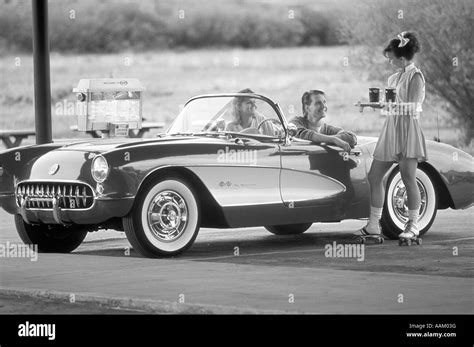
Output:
[{"xmin": 0, "ymin": 0, "xmax": 472, "ymax": 344}]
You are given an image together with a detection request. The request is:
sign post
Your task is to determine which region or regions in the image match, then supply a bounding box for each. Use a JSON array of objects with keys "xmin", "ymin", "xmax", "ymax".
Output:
[{"xmin": 32, "ymin": 0, "xmax": 52, "ymax": 144}]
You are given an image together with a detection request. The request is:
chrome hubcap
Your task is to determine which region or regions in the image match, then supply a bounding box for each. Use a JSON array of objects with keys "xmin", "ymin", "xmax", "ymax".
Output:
[
  {"xmin": 147, "ymin": 190, "xmax": 188, "ymax": 242},
  {"xmin": 391, "ymin": 178, "xmax": 427, "ymax": 223}
]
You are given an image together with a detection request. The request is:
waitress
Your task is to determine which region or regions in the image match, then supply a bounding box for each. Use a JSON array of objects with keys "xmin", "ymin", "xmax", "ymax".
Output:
[{"xmin": 355, "ymin": 31, "xmax": 427, "ymax": 241}]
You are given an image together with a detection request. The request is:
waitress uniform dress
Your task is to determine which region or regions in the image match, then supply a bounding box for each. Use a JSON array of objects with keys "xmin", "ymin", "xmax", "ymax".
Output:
[{"xmin": 373, "ymin": 63, "xmax": 428, "ymax": 162}]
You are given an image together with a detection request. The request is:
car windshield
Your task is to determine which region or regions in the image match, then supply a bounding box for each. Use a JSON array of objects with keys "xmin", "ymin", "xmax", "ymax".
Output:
[{"xmin": 167, "ymin": 95, "xmax": 285, "ymax": 138}]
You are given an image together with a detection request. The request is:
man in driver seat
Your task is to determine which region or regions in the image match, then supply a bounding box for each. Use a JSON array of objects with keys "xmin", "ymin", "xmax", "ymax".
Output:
[{"xmin": 225, "ymin": 88, "xmax": 276, "ymax": 136}]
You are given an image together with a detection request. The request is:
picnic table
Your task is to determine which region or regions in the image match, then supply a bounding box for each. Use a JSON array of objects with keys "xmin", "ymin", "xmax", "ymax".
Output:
[
  {"xmin": 0, "ymin": 129, "xmax": 36, "ymax": 148},
  {"xmin": 70, "ymin": 121, "xmax": 165, "ymax": 138}
]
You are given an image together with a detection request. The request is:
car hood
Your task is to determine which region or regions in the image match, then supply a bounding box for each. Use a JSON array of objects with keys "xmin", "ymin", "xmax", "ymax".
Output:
[{"xmin": 53, "ymin": 136, "xmax": 220, "ymax": 153}]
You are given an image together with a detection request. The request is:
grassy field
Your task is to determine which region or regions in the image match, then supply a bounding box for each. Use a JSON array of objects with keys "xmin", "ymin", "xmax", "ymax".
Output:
[{"xmin": 0, "ymin": 46, "xmax": 470, "ymax": 153}]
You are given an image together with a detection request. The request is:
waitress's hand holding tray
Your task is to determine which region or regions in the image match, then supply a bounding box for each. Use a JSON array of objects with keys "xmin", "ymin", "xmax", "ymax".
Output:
[{"xmin": 354, "ymin": 87, "xmax": 397, "ymax": 113}]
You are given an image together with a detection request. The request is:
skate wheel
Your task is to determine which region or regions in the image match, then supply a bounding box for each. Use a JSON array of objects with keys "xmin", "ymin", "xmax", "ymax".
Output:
[
  {"xmin": 398, "ymin": 239, "xmax": 403, "ymax": 246},
  {"xmin": 355, "ymin": 236, "xmax": 364, "ymax": 244},
  {"xmin": 417, "ymin": 238, "xmax": 422, "ymax": 245},
  {"xmin": 379, "ymin": 237, "xmax": 384, "ymax": 244},
  {"xmin": 406, "ymin": 239, "xmax": 412, "ymax": 246}
]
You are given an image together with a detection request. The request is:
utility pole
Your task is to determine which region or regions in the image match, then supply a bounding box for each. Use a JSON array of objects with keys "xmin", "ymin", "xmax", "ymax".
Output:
[{"xmin": 32, "ymin": 0, "xmax": 52, "ymax": 144}]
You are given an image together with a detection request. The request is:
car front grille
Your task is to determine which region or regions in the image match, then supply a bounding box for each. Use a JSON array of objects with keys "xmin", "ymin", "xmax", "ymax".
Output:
[{"xmin": 16, "ymin": 182, "xmax": 94, "ymax": 210}]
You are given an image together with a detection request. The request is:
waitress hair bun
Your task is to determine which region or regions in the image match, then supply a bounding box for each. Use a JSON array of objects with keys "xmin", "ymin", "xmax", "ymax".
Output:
[{"xmin": 383, "ymin": 31, "xmax": 420, "ymax": 60}]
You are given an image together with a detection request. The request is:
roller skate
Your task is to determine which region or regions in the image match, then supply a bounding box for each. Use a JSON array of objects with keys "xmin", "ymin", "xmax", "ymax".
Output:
[
  {"xmin": 353, "ymin": 224, "xmax": 384, "ymax": 244},
  {"xmin": 398, "ymin": 221, "xmax": 422, "ymax": 246}
]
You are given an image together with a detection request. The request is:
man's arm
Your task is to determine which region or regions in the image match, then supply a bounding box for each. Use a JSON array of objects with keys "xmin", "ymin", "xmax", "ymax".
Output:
[
  {"xmin": 289, "ymin": 117, "xmax": 351, "ymax": 151},
  {"xmin": 322, "ymin": 123, "xmax": 358, "ymax": 147},
  {"xmin": 335, "ymin": 131, "xmax": 357, "ymax": 147},
  {"xmin": 290, "ymin": 117, "xmax": 316, "ymax": 141},
  {"xmin": 290, "ymin": 117, "xmax": 335, "ymax": 143},
  {"xmin": 322, "ymin": 123, "xmax": 343, "ymax": 135}
]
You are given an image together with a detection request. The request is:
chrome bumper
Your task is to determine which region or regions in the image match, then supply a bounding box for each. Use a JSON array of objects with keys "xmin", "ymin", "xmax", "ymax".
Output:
[{"xmin": 20, "ymin": 196, "xmax": 70, "ymax": 226}]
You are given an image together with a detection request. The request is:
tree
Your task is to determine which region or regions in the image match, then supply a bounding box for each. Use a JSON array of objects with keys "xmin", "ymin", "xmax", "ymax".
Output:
[{"xmin": 340, "ymin": 0, "xmax": 473, "ymax": 145}]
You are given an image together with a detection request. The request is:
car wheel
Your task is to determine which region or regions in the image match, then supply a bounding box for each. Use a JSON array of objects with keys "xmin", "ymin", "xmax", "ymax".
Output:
[
  {"xmin": 381, "ymin": 168, "xmax": 437, "ymax": 240},
  {"xmin": 265, "ymin": 223, "xmax": 312, "ymax": 235},
  {"xmin": 123, "ymin": 177, "xmax": 200, "ymax": 257},
  {"xmin": 14, "ymin": 215, "xmax": 88, "ymax": 253}
]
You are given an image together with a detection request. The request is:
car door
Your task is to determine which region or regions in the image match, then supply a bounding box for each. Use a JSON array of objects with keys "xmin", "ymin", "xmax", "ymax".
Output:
[
  {"xmin": 186, "ymin": 95, "xmax": 285, "ymax": 227},
  {"xmin": 279, "ymin": 137, "xmax": 362, "ymax": 220},
  {"xmin": 203, "ymin": 137, "xmax": 282, "ymax": 207}
]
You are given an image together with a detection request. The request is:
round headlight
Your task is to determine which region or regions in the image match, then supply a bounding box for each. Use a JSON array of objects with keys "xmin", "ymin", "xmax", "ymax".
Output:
[{"xmin": 91, "ymin": 155, "xmax": 109, "ymax": 183}]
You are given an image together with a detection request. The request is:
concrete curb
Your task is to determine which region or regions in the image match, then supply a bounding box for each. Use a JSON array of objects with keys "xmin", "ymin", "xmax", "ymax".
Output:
[{"xmin": 0, "ymin": 286, "xmax": 293, "ymax": 314}]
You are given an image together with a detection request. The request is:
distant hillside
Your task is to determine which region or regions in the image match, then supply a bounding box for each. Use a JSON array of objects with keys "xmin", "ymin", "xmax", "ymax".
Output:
[{"xmin": 0, "ymin": 0, "xmax": 346, "ymax": 53}]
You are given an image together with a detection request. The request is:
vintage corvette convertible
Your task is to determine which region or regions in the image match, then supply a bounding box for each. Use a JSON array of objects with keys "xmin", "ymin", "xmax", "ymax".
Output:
[{"xmin": 0, "ymin": 93, "xmax": 472, "ymax": 257}]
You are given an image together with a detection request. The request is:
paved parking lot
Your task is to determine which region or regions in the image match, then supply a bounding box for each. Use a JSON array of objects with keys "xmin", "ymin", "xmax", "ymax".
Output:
[{"xmin": 0, "ymin": 208, "xmax": 473, "ymax": 314}]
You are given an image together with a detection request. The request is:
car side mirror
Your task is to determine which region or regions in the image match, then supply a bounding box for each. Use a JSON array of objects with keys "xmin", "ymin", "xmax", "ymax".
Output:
[{"xmin": 287, "ymin": 123, "xmax": 297, "ymax": 138}]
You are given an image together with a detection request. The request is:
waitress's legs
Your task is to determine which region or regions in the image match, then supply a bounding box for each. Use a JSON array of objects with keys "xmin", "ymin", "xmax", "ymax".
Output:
[
  {"xmin": 398, "ymin": 157, "xmax": 421, "ymax": 237},
  {"xmin": 354, "ymin": 159, "xmax": 392, "ymax": 235}
]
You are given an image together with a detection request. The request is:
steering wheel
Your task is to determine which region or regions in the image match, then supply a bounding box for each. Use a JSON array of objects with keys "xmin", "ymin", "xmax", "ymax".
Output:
[{"xmin": 257, "ymin": 118, "xmax": 284, "ymax": 136}]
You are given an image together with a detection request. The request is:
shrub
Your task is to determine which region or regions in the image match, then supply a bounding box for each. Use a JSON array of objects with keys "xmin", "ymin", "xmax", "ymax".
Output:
[
  {"xmin": 167, "ymin": 7, "xmax": 305, "ymax": 48},
  {"xmin": 0, "ymin": 0, "xmax": 341, "ymax": 53},
  {"xmin": 298, "ymin": 8, "xmax": 343, "ymax": 46}
]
